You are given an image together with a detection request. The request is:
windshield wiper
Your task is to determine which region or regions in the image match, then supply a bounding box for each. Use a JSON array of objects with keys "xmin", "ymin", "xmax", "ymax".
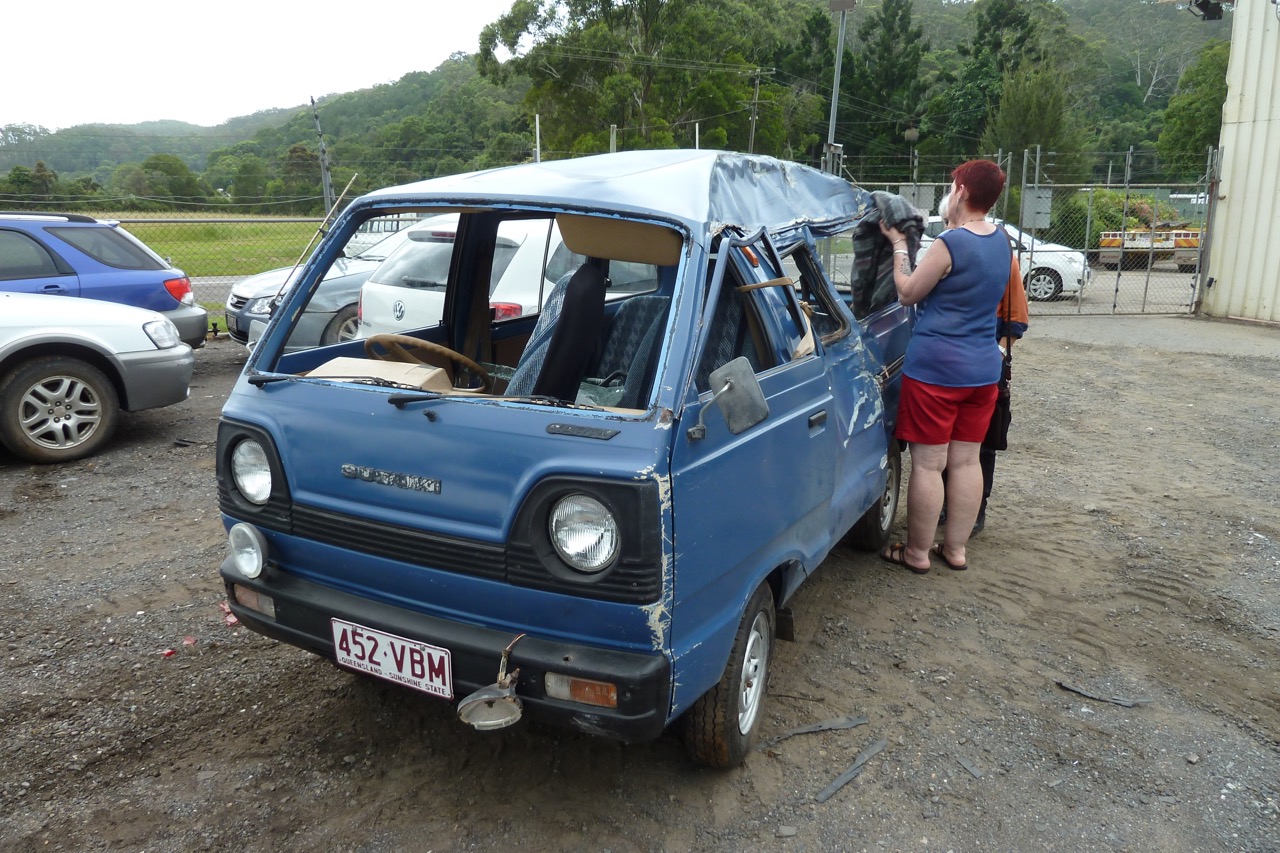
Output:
[
  {"xmin": 247, "ymin": 373, "xmax": 294, "ymax": 387},
  {"xmin": 386, "ymin": 391, "xmax": 443, "ymax": 408}
]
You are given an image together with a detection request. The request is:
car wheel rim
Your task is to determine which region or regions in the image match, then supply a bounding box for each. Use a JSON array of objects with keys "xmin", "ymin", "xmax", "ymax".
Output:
[
  {"xmin": 337, "ymin": 316, "xmax": 361, "ymax": 342},
  {"xmin": 1028, "ymin": 272, "xmax": 1057, "ymax": 300},
  {"xmin": 737, "ymin": 611, "xmax": 770, "ymax": 735},
  {"xmin": 878, "ymin": 462, "xmax": 898, "ymax": 531},
  {"xmin": 19, "ymin": 375, "xmax": 103, "ymax": 450}
]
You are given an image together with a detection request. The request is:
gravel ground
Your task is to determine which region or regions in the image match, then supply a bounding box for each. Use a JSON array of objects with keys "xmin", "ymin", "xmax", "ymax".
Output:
[{"xmin": 1, "ymin": 316, "xmax": 1278, "ymax": 852}]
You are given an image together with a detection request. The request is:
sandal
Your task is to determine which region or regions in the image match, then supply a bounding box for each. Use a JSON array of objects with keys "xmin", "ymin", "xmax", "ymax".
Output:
[
  {"xmin": 931, "ymin": 543, "xmax": 968, "ymax": 571},
  {"xmin": 881, "ymin": 542, "xmax": 931, "ymax": 575}
]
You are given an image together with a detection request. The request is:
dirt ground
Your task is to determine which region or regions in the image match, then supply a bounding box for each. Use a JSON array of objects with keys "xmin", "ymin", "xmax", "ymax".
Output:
[{"xmin": 2, "ymin": 315, "xmax": 1278, "ymax": 852}]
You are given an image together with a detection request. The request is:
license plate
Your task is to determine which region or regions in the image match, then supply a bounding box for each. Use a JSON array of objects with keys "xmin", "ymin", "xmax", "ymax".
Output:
[
  {"xmin": 225, "ymin": 315, "xmax": 238, "ymax": 333},
  {"xmin": 330, "ymin": 618, "xmax": 453, "ymax": 699}
]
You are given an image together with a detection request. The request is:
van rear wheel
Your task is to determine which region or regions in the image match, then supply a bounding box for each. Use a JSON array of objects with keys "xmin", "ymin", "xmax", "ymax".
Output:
[{"xmin": 683, "ymin": 582, "xmax": 774, "ymax": 768}]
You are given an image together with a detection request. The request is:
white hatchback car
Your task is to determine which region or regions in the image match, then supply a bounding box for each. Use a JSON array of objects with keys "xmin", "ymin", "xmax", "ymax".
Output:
[
  {"xmin": 0, "ymin": 292, "xmax": 193, "ymax": 463},
  {"xmin": 358, "ymin": 214, "xmax": 657, "ymax": 337},
  {"xmin": 918, "ymin": 217, "xmax": 1090, "ymax": 301}
]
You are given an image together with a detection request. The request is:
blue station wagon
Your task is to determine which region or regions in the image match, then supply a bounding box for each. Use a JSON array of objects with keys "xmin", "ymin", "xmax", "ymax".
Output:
[
  {"xmin": 0, "ymin": 213, "xmax": 208, "ymax": 348},
  {"xmin": 216, "ymin": 150, "xmax": 912, "ymax": 766}
]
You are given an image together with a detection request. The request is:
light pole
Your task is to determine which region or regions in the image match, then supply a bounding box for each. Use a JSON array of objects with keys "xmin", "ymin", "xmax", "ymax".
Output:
[
  {"xmin": 826, "ymin": 0, "xmax": 859, "ymax": 175},
  {"xmin": 904, "ymin": 126, "xmax": 919, "ymax": 185}
]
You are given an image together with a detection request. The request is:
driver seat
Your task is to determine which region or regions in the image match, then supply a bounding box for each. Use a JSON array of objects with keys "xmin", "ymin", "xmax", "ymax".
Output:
[{"xmin": 506, "ymin": 261, "xmax": 607, "ymax": 400}]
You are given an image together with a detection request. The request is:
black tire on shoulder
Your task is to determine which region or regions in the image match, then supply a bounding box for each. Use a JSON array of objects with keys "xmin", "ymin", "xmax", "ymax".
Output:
[
  {"xmin": 846, "ymin": 445, "xmax": 901, "ymax": 551},
  {"xmin": 0, "ymin": 356, "xmax": 120, "ymax": 464},
  {"xmin": 683, "ymin": 582, "xmax": 775, "ymax": 768}
]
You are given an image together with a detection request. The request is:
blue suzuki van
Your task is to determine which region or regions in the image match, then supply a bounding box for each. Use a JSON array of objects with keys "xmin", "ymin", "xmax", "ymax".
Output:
[{"xmin": 217, "ymin": 150, "xmax": 912, "ymax": 767}]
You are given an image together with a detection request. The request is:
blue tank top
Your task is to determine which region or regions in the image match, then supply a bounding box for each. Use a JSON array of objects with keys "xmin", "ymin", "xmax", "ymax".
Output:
[{"xmin": 903, "ymin": 227, "xmax": 1010, "ymax": 388}]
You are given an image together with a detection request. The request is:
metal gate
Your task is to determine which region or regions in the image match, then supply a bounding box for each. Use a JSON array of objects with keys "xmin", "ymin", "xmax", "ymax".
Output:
[{"xmin": 859, "ymin": 146, "xmax": 1220, "ymax": 316}]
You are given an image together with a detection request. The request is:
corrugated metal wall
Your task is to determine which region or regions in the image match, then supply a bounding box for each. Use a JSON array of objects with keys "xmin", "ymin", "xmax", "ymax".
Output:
[{"xmin": 1205, "ymin": 0, "xmax": 1280, "ymax": 323}]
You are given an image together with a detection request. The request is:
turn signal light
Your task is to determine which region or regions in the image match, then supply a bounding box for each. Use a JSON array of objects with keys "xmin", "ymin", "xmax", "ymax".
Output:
[
  {"xmin": 232, "ymin": 584, "xmax": 276, "ymax": 619},
  {"xmin": 490, "ymin": 302, "xmax": 522, "ymax": 321},
  {"xmin": 545, "ymin": 672, "xmax": 617, "ymax": 708}
]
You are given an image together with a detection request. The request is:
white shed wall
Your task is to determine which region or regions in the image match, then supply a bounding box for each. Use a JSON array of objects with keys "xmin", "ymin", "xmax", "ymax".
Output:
[{"xmin": 1205, "ymin": 0, "xmax": 1280, "ymax": 323}]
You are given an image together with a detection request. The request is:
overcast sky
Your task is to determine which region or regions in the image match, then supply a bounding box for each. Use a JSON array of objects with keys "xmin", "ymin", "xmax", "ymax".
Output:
[{"xmin": 3, "ymin": 0, "xmax": 516, "ymax": 131}]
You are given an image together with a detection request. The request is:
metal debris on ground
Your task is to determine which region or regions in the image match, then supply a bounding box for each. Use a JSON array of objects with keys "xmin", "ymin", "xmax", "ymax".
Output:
[
  {"xmin": 758, "ymin": 715, "xmax": 869, "ymax": 750},
  {"xmin": 957, "ymin": 756, "xmax": 984, "ymax": 779},
  {"xmin": 1056, "ymin": 680, "xmax": 1153, "ymax": 708},
  {"xmin": 815, "ymin": 737, "xmax": 888, "ymax": 803}
]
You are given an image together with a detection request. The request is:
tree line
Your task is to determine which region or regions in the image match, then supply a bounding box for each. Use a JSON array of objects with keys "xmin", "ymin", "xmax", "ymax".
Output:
[{"xmin": 0, "ymin": 0, "xmax": 1230, "ymax": 217}]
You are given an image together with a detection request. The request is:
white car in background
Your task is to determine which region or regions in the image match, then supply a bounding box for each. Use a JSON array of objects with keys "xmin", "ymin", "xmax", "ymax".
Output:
[
  {"xmin": 358, "ymin": 215, "xmax": 657, "ymax": 337},
  {"xmin": 0, "ymin": 292, "xmax": 193, "ymax": 463},
  {"xmin": 918, "ymin": 217, "xmax": 1090, "ymax": 301}
]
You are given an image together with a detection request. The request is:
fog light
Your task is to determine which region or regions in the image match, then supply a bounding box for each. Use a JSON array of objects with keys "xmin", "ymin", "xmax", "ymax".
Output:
[
  {"xmin": 232, "ymin": 584, "xmax": 276, "ymax": 618},
  {"xmin": 545, "ymin": 672, "xmax": 618, "ymax": 708},
  {"xmin": 228, "ymin": 522, "xmax": 268, "ymax": 578}
]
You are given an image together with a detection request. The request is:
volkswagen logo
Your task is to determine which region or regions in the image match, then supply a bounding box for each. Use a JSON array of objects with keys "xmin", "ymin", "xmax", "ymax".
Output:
[{"xmin": 392, "ymin": 300, "xmax": 406, "ymax": 321}]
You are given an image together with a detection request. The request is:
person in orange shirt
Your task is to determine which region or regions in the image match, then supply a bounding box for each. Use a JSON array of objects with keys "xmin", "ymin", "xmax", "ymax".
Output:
[{"xmin": 936, "ymin": 192, "xmax": 1029, "ymax": 539}]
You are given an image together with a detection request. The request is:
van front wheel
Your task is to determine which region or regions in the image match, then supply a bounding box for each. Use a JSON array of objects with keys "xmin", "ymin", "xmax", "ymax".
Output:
[{"xmin": 683, "ymin": 582, "xmax": 774, "ymax": 768}]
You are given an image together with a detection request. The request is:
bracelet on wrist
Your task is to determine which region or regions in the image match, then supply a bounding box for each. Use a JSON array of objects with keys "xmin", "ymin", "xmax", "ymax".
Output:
[{"xmin": 893, "ymin": 249, "xmax": 909, "ymax": 256}]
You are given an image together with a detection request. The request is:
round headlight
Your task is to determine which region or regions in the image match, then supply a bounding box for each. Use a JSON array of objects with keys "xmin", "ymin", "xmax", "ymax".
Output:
[
  {"xmin": 549, "ymin": 494, "xmax": 619, "ymax": 573},
  {"xmin": 231, "ymin": 439, "xmax": 272, "ymax": 504},
  {"xmin": 228, "ymin": 522, "xmax": 268, "ymax": 578}
]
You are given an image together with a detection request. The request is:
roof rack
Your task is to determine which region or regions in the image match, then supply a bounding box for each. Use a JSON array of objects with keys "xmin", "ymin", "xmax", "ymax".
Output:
[{"xmin": 0, "ymin": 211, "xmax": 98, "ymax": 223}]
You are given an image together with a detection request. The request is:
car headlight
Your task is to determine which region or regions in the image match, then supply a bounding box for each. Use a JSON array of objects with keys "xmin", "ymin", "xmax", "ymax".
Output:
[
  {"xmin": 549, "ymin": 494, "xmax": 619, "ymax": 573},
  {"xmin": 231, "ymin": 439, "xmax": 273, "ymax": 504},
  {"xmin": 246, "ymin": 296, "xmax": 277, "ymax": 315},
  {"xmin": 143, "ymin": 318, "xmax": 181, "ymax": 349},
  {"xmin": 227, "ymin": 522, "xmax": 268, "ymax": 578}
]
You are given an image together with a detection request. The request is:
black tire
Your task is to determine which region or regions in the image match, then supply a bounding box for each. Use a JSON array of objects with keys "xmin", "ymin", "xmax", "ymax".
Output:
[
  {"xmin": 683, "ymin": 582, "xmax": 775, "ymax": 768},
  {"xmin": 321, "ymin": 304, "xmax": 360, "ymax": 346},
  {"xmin": 0, "ymin": 356, "xmax": 120, "ymax": 464},
  {"xmin": 846, "ymin": 446, "xmax": 901, "ymax": 550},
  {"xmin": 1025, "ymin": 268, "xmax": 1062, "ymax": 301}
]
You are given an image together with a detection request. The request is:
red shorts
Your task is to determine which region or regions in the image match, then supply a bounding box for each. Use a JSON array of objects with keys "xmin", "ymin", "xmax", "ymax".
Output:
[{"xmin": 895, "ymin": 376, "xmax": 998, "ymax": 445}]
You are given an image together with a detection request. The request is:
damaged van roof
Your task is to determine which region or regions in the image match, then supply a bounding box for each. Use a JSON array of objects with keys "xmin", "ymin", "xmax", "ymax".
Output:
[{"xmin": 361, "ymin": 149, "xmax": 874, "ymax": 239}]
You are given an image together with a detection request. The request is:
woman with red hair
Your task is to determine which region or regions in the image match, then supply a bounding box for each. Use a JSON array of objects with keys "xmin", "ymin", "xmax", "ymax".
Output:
[{"xmin": 878, "ymin": 159, "xmax": 1011, "ymax": 574}]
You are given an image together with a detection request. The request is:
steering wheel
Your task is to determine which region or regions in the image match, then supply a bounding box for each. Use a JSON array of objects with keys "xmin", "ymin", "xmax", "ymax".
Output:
[{"xmin": 363, "ymin": 333, "xmax": 492, "ymax": 392}]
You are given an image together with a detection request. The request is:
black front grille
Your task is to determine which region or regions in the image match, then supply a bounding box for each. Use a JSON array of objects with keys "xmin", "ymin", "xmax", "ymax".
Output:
[
  {"xmin": 507, "ymin": 542, "xmax": 663, "ymax": 603},
  {"xmin": 227, "ymin": 294, "xmax": 248, "ymax": 310},
  {"xmin": 291, "ymin": 503, "xmax": 507, "ymax": 580},
  {"xmin": 219, "ymin": 494, "xmax": 659, "ymax": 604}
]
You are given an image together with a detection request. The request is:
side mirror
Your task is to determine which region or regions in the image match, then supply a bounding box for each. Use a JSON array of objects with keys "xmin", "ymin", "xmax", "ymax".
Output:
[{"xmin": 687, "ymin": 357, "xmax": 769, "ymax": 439}]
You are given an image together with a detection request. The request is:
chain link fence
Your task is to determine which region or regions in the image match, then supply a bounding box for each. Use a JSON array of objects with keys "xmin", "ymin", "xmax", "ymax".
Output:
[
  {"xmin": 18, "ymin": 149, "xmax": 1218, "ymax": 323},
  {"xmin": 855, "ymin": 168, "xmax": 1214, "ymax": 316},
  {"xmin": 109, "ymin": 214, "xmax": 325, "ymax": 317}
]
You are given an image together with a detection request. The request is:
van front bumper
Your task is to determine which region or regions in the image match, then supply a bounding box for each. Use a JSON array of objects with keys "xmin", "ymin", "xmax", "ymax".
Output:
[{"xmin": 220, "ymin": 557, "xmax": 671, "ymax": 744}]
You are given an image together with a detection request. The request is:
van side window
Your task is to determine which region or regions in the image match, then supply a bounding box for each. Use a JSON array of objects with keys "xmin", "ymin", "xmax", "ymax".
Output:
[
  {"xmin": 780, "ymin": 242, "xmax": 850, "ymax": 345},
  {"xmin": 695, "ymin": 263, "xmax": 769, "ymax": 391}
]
